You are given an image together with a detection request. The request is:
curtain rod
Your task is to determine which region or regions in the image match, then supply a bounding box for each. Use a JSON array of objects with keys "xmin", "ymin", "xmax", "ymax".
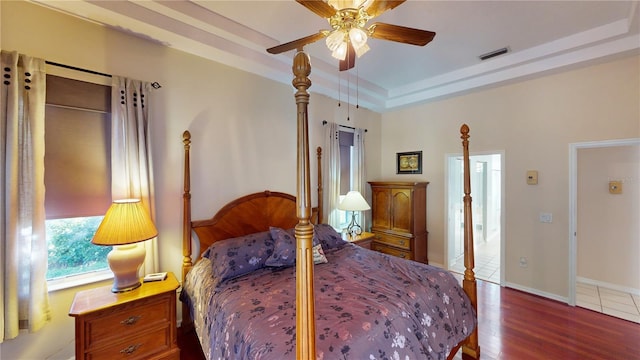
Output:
[
  {"xmin": 46, "ymin": 60, "xmax": 112, "ymax": 78},
  {"xmin": 45, "ymin": 60, "xmax": 162, "ymax": 89},
  {"xmin": 322, "ymin": 120, "xmax": 367, "ymax": 132}
]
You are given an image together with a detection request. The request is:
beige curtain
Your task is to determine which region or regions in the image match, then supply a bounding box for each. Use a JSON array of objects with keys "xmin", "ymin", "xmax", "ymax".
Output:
[
  {"xmin": 324, "ymin": 122, "xmax": 342, "ymax": 227},
  {"xmin": 352, "ymin": 128, "xmax": 367, "ymax": 231},
  {"xmin": 0, "ymin": 51, "xmax": 51, "ymax": 342},
  {"xmin": 111, "ymin": 76, "xmax": 158, "ymax": 275}
]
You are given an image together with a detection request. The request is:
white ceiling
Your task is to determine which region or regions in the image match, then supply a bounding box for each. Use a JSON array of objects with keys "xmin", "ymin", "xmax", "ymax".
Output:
[{"xmin": 32, "ymin": 0, "xmax": 640, "ymax": 112}]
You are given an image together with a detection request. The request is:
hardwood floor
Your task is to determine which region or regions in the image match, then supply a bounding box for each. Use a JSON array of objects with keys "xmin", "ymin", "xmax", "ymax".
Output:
[{"xmin": 178, "ymin": 280, "xmax": 640, "ymax": 360}]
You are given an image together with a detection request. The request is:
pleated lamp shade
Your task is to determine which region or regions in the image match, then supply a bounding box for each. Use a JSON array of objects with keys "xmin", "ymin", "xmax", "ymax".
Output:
[
  {"xmin": 92, "ymin": 199, "xmax": 158, "ymax": 246},
  {"xmin": 92, "ymin": 199, "xmax": 157, "ymax": 292}
]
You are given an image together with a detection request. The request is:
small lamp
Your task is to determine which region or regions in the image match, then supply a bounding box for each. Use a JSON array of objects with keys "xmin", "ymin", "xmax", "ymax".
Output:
[
  {"xmin": 92, "ymin": 199, "xmax": 158, "ymax": 293},
  {"xmin": 338, "ymin": 191, "xmax": 371, "ymax": 237}
]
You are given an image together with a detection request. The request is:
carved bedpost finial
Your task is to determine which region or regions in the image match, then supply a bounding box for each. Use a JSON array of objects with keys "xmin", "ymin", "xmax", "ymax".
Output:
[
  {"xmin": 292, "ymin": 50, "xmax": 312, "ymax": 91},
  {"xmin": 460, "ymin": 124, "xmax": 469, "ymax": 142},
  {"xmin": 183, "ymin": 130, "xmax": 191, "ymax": 148}
]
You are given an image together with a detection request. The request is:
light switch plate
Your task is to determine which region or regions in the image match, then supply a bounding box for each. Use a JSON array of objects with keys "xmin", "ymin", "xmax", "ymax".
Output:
[{"xmin": 527, "ymin": 170, "xmax": 538, "ymax": 185}]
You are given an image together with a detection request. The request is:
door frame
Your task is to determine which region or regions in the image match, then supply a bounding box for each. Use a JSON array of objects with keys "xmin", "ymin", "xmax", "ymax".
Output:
[
  {"xmin": 444, "ymin": 150, "xmax": 505, "ymax": 285},
  {"xmin": 568, "ymin": 138, "xmax": 640, "ymax": 305}
]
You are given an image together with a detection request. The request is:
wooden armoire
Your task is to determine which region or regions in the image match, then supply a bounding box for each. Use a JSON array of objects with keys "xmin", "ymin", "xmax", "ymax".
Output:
[{"xmin": 368, "ymin": 181, "xmax": 428, "ymax": 263}]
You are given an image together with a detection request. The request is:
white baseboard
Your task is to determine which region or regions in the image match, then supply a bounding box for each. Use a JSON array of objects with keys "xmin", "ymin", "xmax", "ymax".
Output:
[
  {"xmin": 577, "ymin": 277, "xmax": 640, "ymax": 296},
  {"xmin": 504, "ymin": 282, "xmax": 568, "ymax": 304}
]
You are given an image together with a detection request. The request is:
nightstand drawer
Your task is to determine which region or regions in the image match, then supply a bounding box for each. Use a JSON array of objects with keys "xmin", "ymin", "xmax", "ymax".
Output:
[
  {"xmin": 86, "ymin": 326, "xmax": 171, "ymax": 360},
  {"xmin": 373, "ymin": 232, "xmax": 411, "ymax": 250},
  {"xmin": 86, "ymin": 295, "xmax": 170, "ymax": 348},
  {"xmin": 371, "ymin": 242, "xmax": 413, "ymax": 260},
  {"xmin": 70, "ymin": 272, "xmax": 180, "ymax": 360}
]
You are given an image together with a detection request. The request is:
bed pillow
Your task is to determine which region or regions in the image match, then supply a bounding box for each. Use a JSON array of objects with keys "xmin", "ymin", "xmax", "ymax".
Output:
[
  {"xmin": 266, "ymin": 227, "xmax": 328, "ymax": 267},
  {"xmin": 265, "ymin": 227, "xmax": 297, "ymax": 267},
  {"xmin": 314, "ymin": 223, "xmax": 347, "ymax": 250},
  {"xmin": 202, "ymin": 230, "xmax": 274, "ymax": 284},
  {"xmin": 312, "ymin": 243, "xmax": 328, "ymax": 264}
]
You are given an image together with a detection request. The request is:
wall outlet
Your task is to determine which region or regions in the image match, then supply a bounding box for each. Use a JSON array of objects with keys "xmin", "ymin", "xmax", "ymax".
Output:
[
  {"xmin": 539, "ymin": 212, "xmax": 552, "ymax": 223},
  {"xmin": 519, "ymin": 257, "xmax": 528, "ymax": 268}
]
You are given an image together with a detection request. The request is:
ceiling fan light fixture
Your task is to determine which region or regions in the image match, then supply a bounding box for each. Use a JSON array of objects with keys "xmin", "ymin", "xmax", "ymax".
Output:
[
  {"xmin": 332, "ymin": 41, "xmax": 348, "ymax": 60},
  {"xmin": 326, "ymin": 30, "xmax": 346, "ymax": 51},
  {"xmin": 349, "ymin": 28, "xmax": 368, "ymax": 47},
  {"xmin": 354, "ymin": 42, "xmax": 369, "ymax": 57}
]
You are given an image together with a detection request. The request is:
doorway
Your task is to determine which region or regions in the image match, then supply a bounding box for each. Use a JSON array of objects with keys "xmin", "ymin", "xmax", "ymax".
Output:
[
  {"xmin": 446, "ymin": 152, "xmax": 504, "ymax": 284},
  {"xmin": 569, "ymin": 139, "xmax": 640, "ymax": 324}
]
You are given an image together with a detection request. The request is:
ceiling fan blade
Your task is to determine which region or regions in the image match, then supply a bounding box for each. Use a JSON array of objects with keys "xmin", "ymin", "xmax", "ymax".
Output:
[
  {"xmin": 267, "ymin": 32, "xmax": 327, "ymax": 54},
  {"xmin": 296, "ymin": 0, "xmax": 337, "ymax": 18},
  {"xmin": 369, "ymin": 23, "xmax": 436, "ymax": 46},
  {"xmin": 339, "ymin": 42, "xmax": 356, "ymax": 71},
  {"xmin": 364, "ymin": 0, "xmax": 406, "ymax": 18}
]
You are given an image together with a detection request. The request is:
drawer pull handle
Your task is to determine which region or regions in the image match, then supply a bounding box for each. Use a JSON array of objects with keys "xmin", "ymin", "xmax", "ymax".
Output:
[
  {"xmin": 120, "ymin": 315, "xmax": 141, "ymax": 326},
  {"xmin": 120, "ymin": 343, "xmax": 142, "ymax": 355}
]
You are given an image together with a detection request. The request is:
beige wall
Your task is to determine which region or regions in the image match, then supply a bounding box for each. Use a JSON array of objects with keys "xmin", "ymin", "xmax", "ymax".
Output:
[
  {"xmin": 380, "ymin": 55, "xmax": 640, "ymax": 299},
  {"xmin": 0, "ymin": 1, "xmax": 381, "ymax": 358},
  {"xmin": 578, "ymin": 145, "xmax": 640, "ymax": 290},
  {"xmin": 2, "ymin": 0, "xmax": 639, "ymax": 358}
]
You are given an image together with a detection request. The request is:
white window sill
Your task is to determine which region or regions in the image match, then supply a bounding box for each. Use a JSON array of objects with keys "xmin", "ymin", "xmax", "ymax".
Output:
[{"xmin": 47, "ymin": 269, "xmax": 113, "ymax": 292}]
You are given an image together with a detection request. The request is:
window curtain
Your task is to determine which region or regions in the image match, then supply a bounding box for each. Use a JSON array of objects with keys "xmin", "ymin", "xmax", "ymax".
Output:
[
  {"xmin": 323, "ymin": 122, "xmax": 341, "ymax": 228},
  {"xmin": 352, "ymin": 128, "xmax": 367, "ymax": 231},
  {"xmin": 0, "ymin": 51, "xmax": 51, "ymax": 342},
  {"xmin": 111, "ymin": 76, "xmax": 158, "ymax": 275}
]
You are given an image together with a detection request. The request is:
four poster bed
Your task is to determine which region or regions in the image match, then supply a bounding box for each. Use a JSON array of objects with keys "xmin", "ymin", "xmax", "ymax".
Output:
[{"xmin": 179, "ymin": 50, "xmax": 480, "ymax": 360}]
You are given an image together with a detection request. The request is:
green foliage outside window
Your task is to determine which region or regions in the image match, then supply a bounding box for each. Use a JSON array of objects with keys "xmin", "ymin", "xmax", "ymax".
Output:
[{"xmin": 46, "ymin": 216, "xmax": 111, "ymax": 280}]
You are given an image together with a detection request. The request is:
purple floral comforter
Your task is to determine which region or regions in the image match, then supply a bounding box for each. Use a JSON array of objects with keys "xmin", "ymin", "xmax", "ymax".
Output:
[{"xmin": 182, "ymin": 243, "xmax": 476, "ymax": 360}]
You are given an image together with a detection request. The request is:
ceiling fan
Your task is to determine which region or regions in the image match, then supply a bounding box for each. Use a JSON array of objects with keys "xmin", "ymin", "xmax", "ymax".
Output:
[{"xmin": 266, "ymin": 0, "xmax": 436, "ymax": 71}]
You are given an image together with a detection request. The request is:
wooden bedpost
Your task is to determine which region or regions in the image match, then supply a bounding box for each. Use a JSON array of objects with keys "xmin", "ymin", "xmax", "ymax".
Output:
[
  {"xmin": 292, "ymin": 49, "xmax": 316, "ymax": 359},
  {"xmin": 461, "ymin": 124, "xmax": 480, "ymax": 359},
  {"xmin": 182, "ymin": 130, "xmax": 194, "ymax": 327}
]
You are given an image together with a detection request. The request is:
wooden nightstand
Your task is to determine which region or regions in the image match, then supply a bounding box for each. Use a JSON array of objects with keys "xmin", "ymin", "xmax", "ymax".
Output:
[
  {"xmin": 347, "ymin": 232, "xmax": 375, "ymax": 249},
  {"xmin": 69, "ymin": 272, "xmax": 180, "ymax": 360}
]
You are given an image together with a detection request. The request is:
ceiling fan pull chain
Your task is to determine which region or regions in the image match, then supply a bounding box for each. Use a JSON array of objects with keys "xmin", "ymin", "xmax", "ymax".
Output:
[
  {"xmin": 356, "ymin": 65, "xmax": 359, "ymax": 110},
  {"xmin": 337, "ymin": 67, "xmax": 341, "ymax": 108},
  {"xmin": 347, "ymin": 62, "xmax": 350, "ymax": 121}
]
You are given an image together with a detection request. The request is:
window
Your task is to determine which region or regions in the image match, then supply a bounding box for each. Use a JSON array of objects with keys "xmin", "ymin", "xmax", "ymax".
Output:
[
  {"xmin": 44, "ymin": 74, "xmax": 112, "ymax": 285},
  {"xmin": 337, "ymin": 130, "xmax": 355, "ymax": 229}
]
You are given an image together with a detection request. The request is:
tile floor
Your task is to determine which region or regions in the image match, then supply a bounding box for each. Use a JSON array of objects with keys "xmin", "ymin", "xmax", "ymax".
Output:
[
  {"xmin": 451, "ymin": 241, "xmax": 640, "ymax": 324},
  {"xmin": 450, "ymin": 238, "xmax": 500, "ymax": 284},
  {"xmin": 576, "ymin": 282, "xmax": 640, "ymax": 323}
]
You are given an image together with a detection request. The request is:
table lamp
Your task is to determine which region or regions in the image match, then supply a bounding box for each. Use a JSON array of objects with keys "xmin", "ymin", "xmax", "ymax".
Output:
[
  {"xmin": 92, "ymin": 199, "xmax": 158, "ymax": 292},
  {"xmin": 338, "ymin": 190, "xmax": 370, "ymax": 237}
]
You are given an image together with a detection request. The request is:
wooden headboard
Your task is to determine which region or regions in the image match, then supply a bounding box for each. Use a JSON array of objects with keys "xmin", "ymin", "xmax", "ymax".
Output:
[
  {"xmin": 191, "ymin": 191, "xmax": 319, "ymax": 258},
  {"xmin": 181, "ymin": 131, "xmax": 322, "ymax": 279}
]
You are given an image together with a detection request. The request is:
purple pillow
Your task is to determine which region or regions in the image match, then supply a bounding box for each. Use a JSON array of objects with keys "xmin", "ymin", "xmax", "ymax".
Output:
[
  {"xmin": 202, "ymin": 230, "xmax": 274, "ymax": 284},
  {"xmin": 265, "ymin": 227, "xmax": 297, "ymax": 267},
  {"xmin": 266, "ymin": 227, "xmax": 326, "ymax": 267},
  {"xmin": 314, "ymin": 223, "xmax": 346, "ymax": 249}
]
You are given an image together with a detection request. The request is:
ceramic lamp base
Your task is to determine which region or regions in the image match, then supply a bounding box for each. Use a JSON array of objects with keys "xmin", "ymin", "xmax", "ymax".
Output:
[{"xmin": 107, "ymin": 243, "xmax": 146, "ymax": 293}]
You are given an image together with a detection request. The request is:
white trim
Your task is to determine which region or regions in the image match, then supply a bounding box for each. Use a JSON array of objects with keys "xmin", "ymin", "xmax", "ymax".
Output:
[
  {"xmin": 568, "ymin": 138, "xmax": 640, "ymax": 306},
  {"xmin": 505, "ymin": 282, "xmax": 568, "ymax": 304},
  {"xmin": 577, "ymin": 276, "xmax": 640, "ymax": 296},
  {"xmin": 47, "ymin": 269, "xmax": 113, "ymax": 292}
]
